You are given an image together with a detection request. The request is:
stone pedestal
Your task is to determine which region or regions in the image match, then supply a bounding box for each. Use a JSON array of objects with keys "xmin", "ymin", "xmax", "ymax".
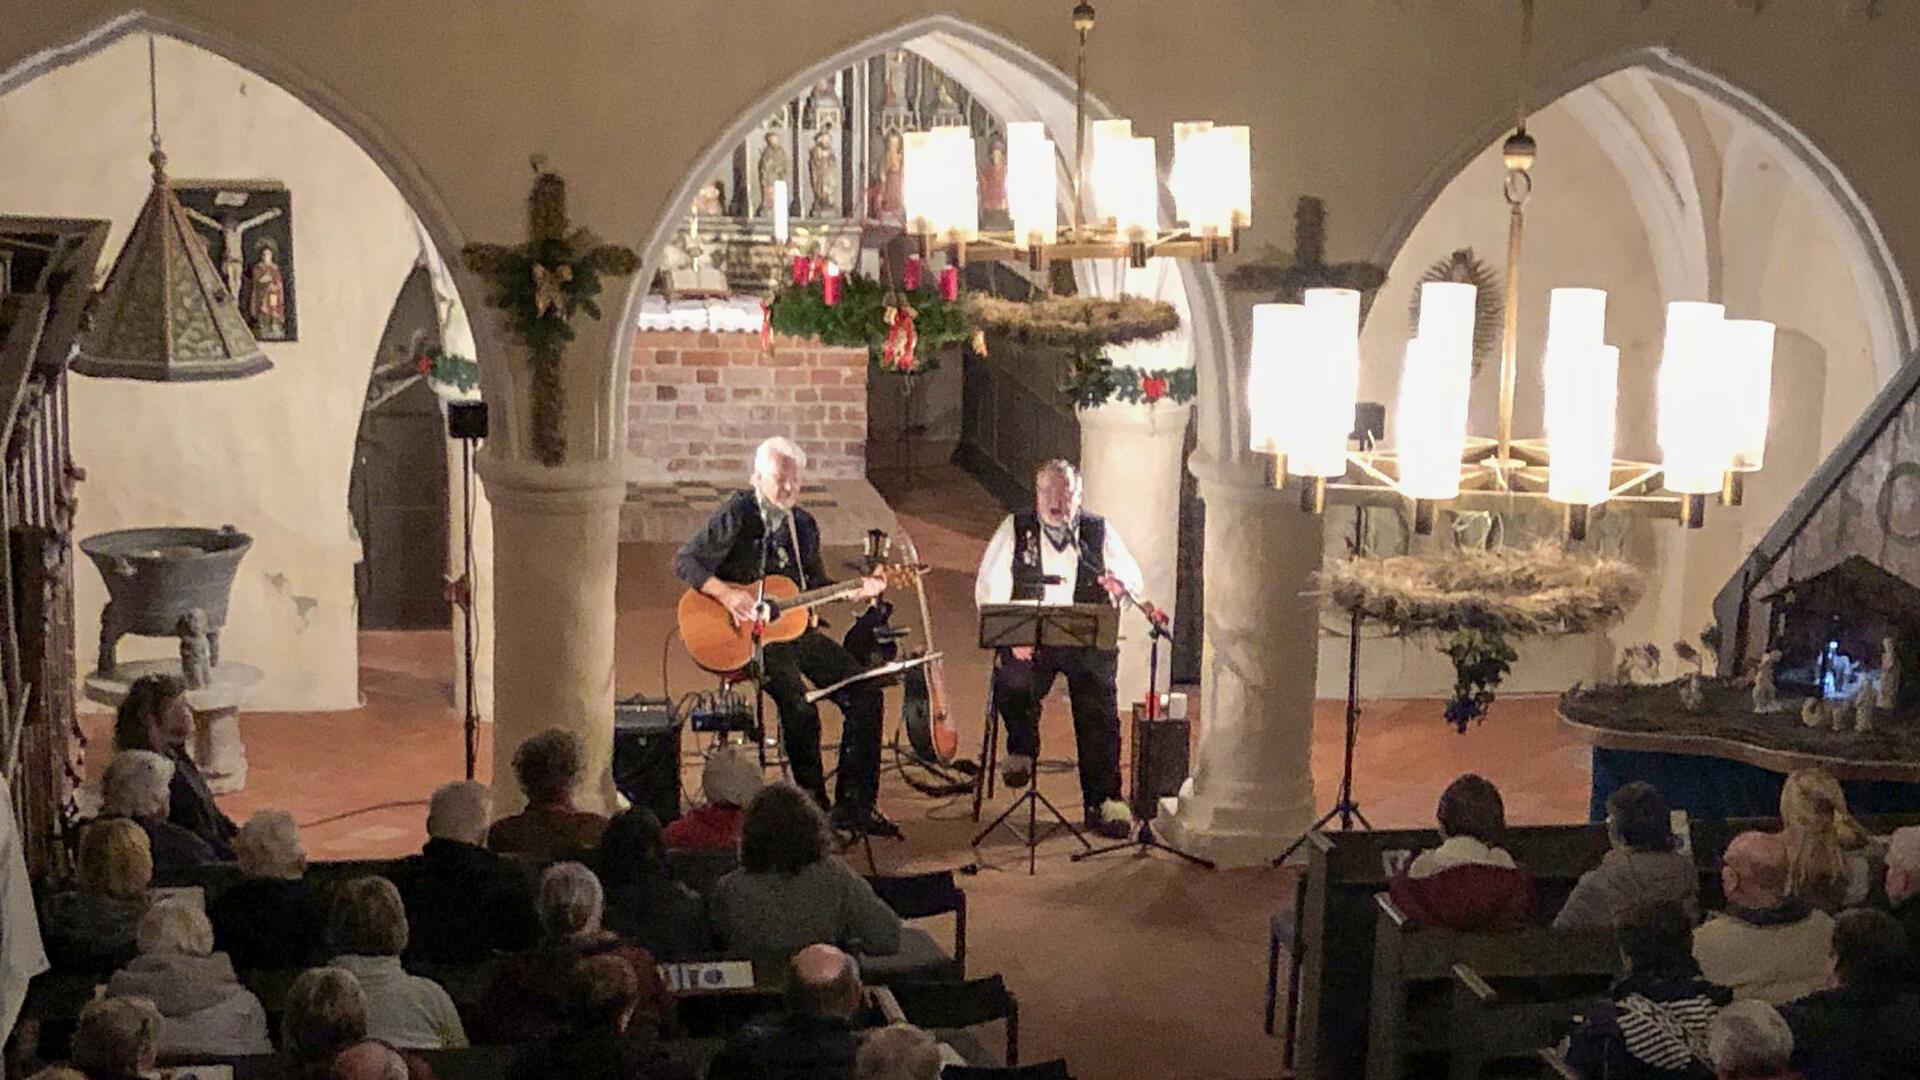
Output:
[
  {"xmin": 479, "ymin": 455, "xmax": 625, "ymax": 816},
  {"xmin": 83, "ymin": 658, "xmax": 264, "ymax": 794},
  {"xmin": 1078, "ymin": 401, "xmax": 1192, "ymax": 710},
  {"xmin": 1155, "ymin": 452, "xmax": 1324, "ymax": 867}
]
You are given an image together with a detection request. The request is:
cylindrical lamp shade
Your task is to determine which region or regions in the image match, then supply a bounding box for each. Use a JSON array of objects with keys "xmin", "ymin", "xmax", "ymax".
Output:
[
  {"xmin": 1657, "ymin": 301, "xmax": 1729, "ymax": 494},
  {"xmin": 1089, "ymin": 119, "xmax": 1134, "ymax": 225},
  {"xmin": 1724, "ymin": 318, "xmax": 1777, "ymax": 472},
  {"xmin": 1416, "ymin": 281, "xmax": 1478, "ymax": 349},
  {"xmin": 1102, "ymin": 137, "xmax": 1160, "ymax": 240},
  {"xmin": 1217, "ymin": 125, "xmax": 1252, "ymax": 230},
  {"xmin": 1545, "ymin": 288, "xmax": 1607, "ymax": 354},
  {"xmin": 1005, "ymin": 122, "xmax": 1058, "ymax": 249},
  {"xmin": 901, "ymin": 131, "xmax": 936, "ymax": 236},
  {"xmin": 934, "ymin": 126, "xmax": 979, "ymax": 243},
  {"xmin": 1247, "ymin": 303, "xmax": 1310, "ymax": 456},
  {"xmin": 1395, "ymin": 334, "xmax": 1473, "ymax": 500},
  {"xmin": 1290, "ymin": 288, "xmax": 1362, "ymax": 476},
  {"xmin": 1546, "ymin": 344, "xmax": 1620, "ymax": 506},
  {"xmin": 1172, "ymin": 122, "xmax": 1233, "ymax": 235}
]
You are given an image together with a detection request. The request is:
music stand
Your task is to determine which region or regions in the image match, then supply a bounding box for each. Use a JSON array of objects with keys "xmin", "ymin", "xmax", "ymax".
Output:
[{"xmin": 969, "ymin": 603, "xmax": 1116, "ymax": 875}]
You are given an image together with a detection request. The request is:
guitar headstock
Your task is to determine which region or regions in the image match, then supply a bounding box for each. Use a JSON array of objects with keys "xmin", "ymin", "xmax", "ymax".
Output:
[{"xmin": 877, "ymin": 561, "xmax": 927, "ymax": 589}]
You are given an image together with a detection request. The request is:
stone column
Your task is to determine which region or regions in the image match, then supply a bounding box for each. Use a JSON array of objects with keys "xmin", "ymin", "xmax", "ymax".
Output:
[
  {"xmin": 1156, "ymin": 451, "xmax": 1324, "ymax": 867},
  {"xmin": 479, "ymin": 454, "xmax": 625, "ymax": 816},
  {"xmin": 1078, "ymin": 401, "xmax": 1192, "ymax": 710}
]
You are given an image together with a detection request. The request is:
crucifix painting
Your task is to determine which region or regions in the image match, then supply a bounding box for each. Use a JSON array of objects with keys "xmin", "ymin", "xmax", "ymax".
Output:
[{"xmin": 173, "ymin": 181, "xmax": 298, "ymax": 342}]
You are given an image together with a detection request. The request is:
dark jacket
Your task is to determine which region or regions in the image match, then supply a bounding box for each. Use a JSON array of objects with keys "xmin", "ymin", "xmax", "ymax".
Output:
[
  {"xmin": 507, "ymin": 1022, "xmax": 694, "ymax": 1080},
  {"xmin": 1563, "ymin": 969, "xmax": 1731, "ymax": 1080},
  {"xmin": 39, "ymin": 890, "xmax": 143, "ymax": 974},
  {"xmin": 1891, "ymin": 894, "xmax": 1920, "ymax": 985},
  {"xmin": 388, "ymin": 838, "xmax": 539, "ymax": 966},
  {"xmin": 1781, "ymin": 982, "xmax": 1920, "ymax": 1080},
  {"xmin": 602, "ymin": 875, "xmax": 709, "ymax": 962},
  {"xmin": 476, "ymin": 933, "xmax": 673, "ymax": 1046},
  {"xmin": 165, "ymin": 748, "xmax": 236, "ymax": 859},
  {"xmin": 673, "ymin": 490, "xmax": 829, "ymax": 591},
  {"xmin": 209, "ymin": 876, "xmax": 330, "ymax": 970},
  {"xmin": 486, "ymin": 805, "xmax": 608, "ymax": 860},
  {"xmin": 128, "ymin": 815, "xmax": 219, "ymax": 876},
  {"xmin": 705, "ymin": 1012, "xmax": 860, "ymax": 1080}
]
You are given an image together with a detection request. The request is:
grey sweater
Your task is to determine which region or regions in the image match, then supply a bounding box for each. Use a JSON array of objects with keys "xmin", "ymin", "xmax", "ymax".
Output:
[
  {"xmin": 1553, "ymin": 848, "xmax": 1701, "ymax": 930},
  {"xmin": 712, "ymin": 858, "xmax": 902, "ymax": 974}
]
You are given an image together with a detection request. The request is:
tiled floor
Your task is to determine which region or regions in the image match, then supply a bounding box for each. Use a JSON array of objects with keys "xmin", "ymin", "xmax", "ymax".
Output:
[{"xmin": 90, "ymin": 465, "xmax": 1596, "ymax": 1080}]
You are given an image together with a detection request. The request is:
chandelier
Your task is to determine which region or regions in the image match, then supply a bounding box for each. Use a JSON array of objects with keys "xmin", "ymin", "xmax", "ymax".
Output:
[
  {"xmin": 1248, "ymin": 0, "xmax": 1776, "ymax": 540},
  {"xmin": 899, "ymin": 3, "xmax": 1251, "ymax": 271}
]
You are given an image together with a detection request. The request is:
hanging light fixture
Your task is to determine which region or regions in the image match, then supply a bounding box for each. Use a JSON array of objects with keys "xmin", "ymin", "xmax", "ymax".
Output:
[
  {"xmin": 74, "ymin": 36, "xmax": 271, "ymax": 382},
  {"xmin": 1248, "ymin": 0, "xmax": 1776, "ymax": 539},
  {"xmin": 900, "ymin": 1, "xmax": 1252, "ymax": 271}
]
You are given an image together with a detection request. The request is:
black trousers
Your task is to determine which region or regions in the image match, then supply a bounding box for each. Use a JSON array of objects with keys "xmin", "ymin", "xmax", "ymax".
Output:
[
  {"xmin": 992, "ymin": 646, "xmax": 1122, "ymax": 811},
  {"xmin": 760, "ymin": 627, "xmax": 884, "ymax": 809}
]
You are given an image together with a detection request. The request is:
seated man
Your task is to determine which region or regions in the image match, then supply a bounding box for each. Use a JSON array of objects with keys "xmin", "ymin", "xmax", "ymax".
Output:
[
  {"xmin": 1705, "ymin": 1000, "xmax": 1796, "ymax": 1080},
  {"xmin": 1555, "ymin": 781, "xmax": 1699, "ymax": 930},
  {"xmin": 708, "ymin": 943, "xmax": 865, "ymax": 1080},
  {"xmin": 488, "ymin": 729, "xmax": 609, "ymax": 858},
  {"xmin": 1694, "ymin": 831, "xmax": 1835, "ymax": 1004},
  {"xmin": 1387, "ymin": 774, "xmax": 1533, "ymax": 930},
  {"xmin": 1883, "ymin": 825, "xmax": 1920, "ymax": 962},
  {"xmin": 1564, "ymin": 900, "xmax": 1731, "ymax": 1080},
  {"xmin": 1780, "ymin": 908, "xmax": 1920, "ymax": 1080},
  {"xmin": 389, "ymin": 780, "xmax": 539, "ymax": 967}
]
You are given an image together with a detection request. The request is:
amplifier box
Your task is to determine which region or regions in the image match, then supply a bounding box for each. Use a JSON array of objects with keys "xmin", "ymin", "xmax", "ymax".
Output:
[{"xmin": 1129, "ymin": 704, "xmax": 1190, "ymax": 822}]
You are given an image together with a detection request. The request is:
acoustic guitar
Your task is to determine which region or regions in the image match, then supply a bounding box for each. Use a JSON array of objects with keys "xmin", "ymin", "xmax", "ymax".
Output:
[{"xmin": 677, "ymin": 563, "xmax": 922, "ymax": 673}]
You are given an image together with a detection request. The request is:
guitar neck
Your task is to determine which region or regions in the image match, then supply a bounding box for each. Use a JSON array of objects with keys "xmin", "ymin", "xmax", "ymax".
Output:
[{"xmin": 784, "ymin": 580, "xmax": 863, "ymax": 612}]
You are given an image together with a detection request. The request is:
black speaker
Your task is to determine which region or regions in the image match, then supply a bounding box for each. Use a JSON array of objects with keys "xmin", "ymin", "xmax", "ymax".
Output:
[
  {"xmin": 1128, "ymin": 707, "xmax": 1190, "ymax": 821},
  {"xmin": 1352, "ymin": 401, "xmax": 1386, "ymax": 445},
  {"xmin": 613, "ymin": 697, "xmax": 682, "ymax": 824},
  {"xmin": 448, "ymin": 400, "xmax": 489, "ymax": 440}
]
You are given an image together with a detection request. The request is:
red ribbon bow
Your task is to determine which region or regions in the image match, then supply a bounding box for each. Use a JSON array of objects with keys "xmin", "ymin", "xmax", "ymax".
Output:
[{"xmin": 882, "ymin": 305, "xmax": 918, "ymax": 372}]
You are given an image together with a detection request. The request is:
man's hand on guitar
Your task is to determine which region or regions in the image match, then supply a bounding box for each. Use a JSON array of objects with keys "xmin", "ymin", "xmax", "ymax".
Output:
[
  {"xmin": 721, "ymin": 586, "xmax": 764, "ymax": 627},
  {"xmin": 854, "ymin": 572, "xmax": 888, "ymax": 600}
]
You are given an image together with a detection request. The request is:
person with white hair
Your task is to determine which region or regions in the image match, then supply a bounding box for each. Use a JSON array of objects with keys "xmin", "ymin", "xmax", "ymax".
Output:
[
  {"xmin": 855, "ymin": 1023, "xmax": 943, "ymax": 1080},
  {"xmin": 100, "ymin": 750, "xmax": 217, "ymax": 874},
  {"xmin": 1707, "ymin": 1000, "xmax": 1795, "ymax": 1080},
  {"xmin": 1883, "ymin": 824, "xmax": 1920, "ymax": 956},
  {"xmin": 673, "ymin": 435, "xmax": 893, "ymax": 837},
  {"xmin": 388, "ymin": 779, "xmax": 539, "ymax": 966},
  {"xmin": 105, "ymin": 896, "xmax": 271, "ymax": 1057},
  {"xmin": 210, "ymin": 809, "xmax": 329, "ymax": 970},
  {"xmin": 662, "ymin": 743, "xmax": 764, "ymax": 852},
  {"xmin": 974, "ymin": 458, "xmax": 1147, "ymax": 839}
]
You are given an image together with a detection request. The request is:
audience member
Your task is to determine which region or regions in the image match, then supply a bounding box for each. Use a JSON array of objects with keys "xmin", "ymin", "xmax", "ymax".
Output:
[
  {"xmin": 663, "ymin": 745, "xmax": 762, "ymax": 852},
  {"xmin": 1694, "ymin": 832, "xmax": 1835, "ymax": 1003},
  {"xmin": 712, "ymin": 783, "xmax": 901, "ymax": 976},
  {"xmin": 1780, "ymin": 909, "xmax": 1920, "ymax": 1080},
  {"xmin": 105, "ymin": 897, "xmax": 271, "ymax": 1058},
  {"xmin": 100, "ymin": 750, "xmax": 216, "ymax": 874},
  {"xmin": 855, "ymin": 1023, "xmax": 943, "ymax": 1080},
  {"xmin": 1564, "ymin": 901, "xmax": 1730, "ymax": 1080},
  {"xmin": 282, "ymin": 967, "xmax": 370, "ymax": 1080},
  {"xmin": 598, "ymin": 808, "xmax": 708, "ymax": 961},
  {"xmin": 507, "ymin": 953, "xmax": 691, "ymax": 1080},
  {"xmin": 487, "ymin": 729, "xmax": 608, "ymax": 857},
  {"xmin": 1780, "ymin": 768, "xmax": 1877, "ymax": 912},
  {"xmin": 1706, "ymin": 1000, "xmax": 1796, "ymax": 1080},
  {"xmin": 210, "ymin": 809, "xmax": 329, "ymax": 970},
  {"xmin": 26, "ymin": 1068, "xmax": 87, "ymax": 1080},
  {"xmin": 477, "ymin": 862, "xmax": 672, "ymax": 1046},
  {"xmin": 1386, "ymin": 774, "xmax": 1534, "ymax": 930},
  {"xmin": 328, "ymin": 1039, "xmax": 437, "ymax": 1080},
  {"xmin": 69, "ymin": 997, "xmax": 162, "ymax": 1080},
  {"xmin": 708, "ymin": 944, "xmax": 866, "ymax": 1080},
  {"xmin": 326, "ymin": 877, "xmax": 466, "ymax": 1050},
  {"xmin": 1556, "ymin": 781, "xmax": 1699, "ymax": 929},
  {"xmin": 40, "ymin": 819, "xmax": 150, "ymax": 973},
  {"xmin": 1879, "ymin": 825, "xmax": 1920, "ymax": 958},
  {"xmin": 388, "ymin": 781, "xmax": 538, "ymax": 967},
  {"xmin": 112, "ymin": 673, "xmax": 234, "ymax": 858}
]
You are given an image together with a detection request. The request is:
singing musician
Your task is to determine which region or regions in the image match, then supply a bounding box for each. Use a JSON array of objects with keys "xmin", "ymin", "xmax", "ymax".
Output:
[
  {"xmin": 974, "ymin": 459, "xmax": 1145, "ymax": 840},
  {"xmin": 673, "ymin": 437, "xmax": 896, "ymax": 838}
]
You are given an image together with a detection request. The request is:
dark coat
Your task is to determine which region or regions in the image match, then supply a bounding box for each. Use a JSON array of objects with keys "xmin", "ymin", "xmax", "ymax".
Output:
[
  {"xmin": 705, "ymin": 1012, "xmax": 860, "ymax": 1080},
  {"xmin": 165, "ymin": 748, "xmax": 236, "ymax": 859},
  {"xmin": 387, "ymin": 838, "xmax": 539, "ymax": 967},
  {"xmin": 476, "ymin": 933, "xmax": 672, "ymax": 1046},
  {"xmin": 1781, "ymin": 982, "xmax": 1920, "ymax": 1080},
  {"xmin": 601, "ymin": 875, "xmax": 710, "ymax": 963},
  {"xmin": 209, "ymin": 876, "xmax": 330, "ymax": 970},
  {"xmin": 130, "ymin": 814, "xmax": 218, "ymax": 876},
  {"xmin": 1563, "ymin": 969, "xmax": 1731, "ymax": 1080},
  {"xmin": 507, "ymin": 1022, "xmax": 694, "ymax": 1080}
]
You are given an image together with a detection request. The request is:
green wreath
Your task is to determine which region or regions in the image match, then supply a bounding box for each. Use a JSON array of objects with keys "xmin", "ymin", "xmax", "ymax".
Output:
[
  {"xmin": 416, "ymin": 346, "xmax": 479, "ymax": 394},
  {"xmin": 766, "ymin": 272, "xmax": 969, "ymax": 374},
  {"xmin": 1062, "ymin": 355, "xmax": 1197, "ymax": 409}
]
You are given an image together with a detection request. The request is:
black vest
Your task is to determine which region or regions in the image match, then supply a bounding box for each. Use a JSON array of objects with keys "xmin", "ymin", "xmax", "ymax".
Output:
[{"xmin": 1010, "ymin": 510, "xmax": 1106, "ymax": 604}]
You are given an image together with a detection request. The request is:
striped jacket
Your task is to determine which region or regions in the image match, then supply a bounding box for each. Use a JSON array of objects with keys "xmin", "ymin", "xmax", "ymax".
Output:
[{"xmin": 1563, "ymin": 969, "xmax": 1732, "ymax": 1080}]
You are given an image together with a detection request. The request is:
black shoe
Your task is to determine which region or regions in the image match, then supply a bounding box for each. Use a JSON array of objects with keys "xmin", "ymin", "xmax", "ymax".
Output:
[
  {"xmin": 1084, "ymin": 809, "xmax": 1132, "ymax": 841},
  {"xmin": 830, "ymin": 802, "xmax": 904, "ymax": 840}
]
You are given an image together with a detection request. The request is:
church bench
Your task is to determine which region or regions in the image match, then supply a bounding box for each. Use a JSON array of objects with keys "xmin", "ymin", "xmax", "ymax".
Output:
[
  {"xmin": 149, "ymin": 847, "xmax": 741, "ymax": 903},
  {"xmin": 1365, "ymin": 895, "xmax": 1619, "ymax": 1080}
]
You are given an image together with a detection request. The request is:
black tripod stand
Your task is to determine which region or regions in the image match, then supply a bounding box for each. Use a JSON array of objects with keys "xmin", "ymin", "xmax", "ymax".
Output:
[
  {"xmin": 446, "ymin": 401, "xmax": 487, "ymax": 780},
  {"xmin": 970, "ymin": 652, "xmax": 1091, "ymax": 875},
  {"xmin": 1273, "ymin": 502, "xmax": 1374, "ymax": 866},
  {"xmin": 1074, "ymin": 588, "xmax": 1213, "ymax": 869}
]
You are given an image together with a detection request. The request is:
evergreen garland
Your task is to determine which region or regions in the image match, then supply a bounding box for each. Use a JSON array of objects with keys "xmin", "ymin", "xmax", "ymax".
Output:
[
  {"xmin": 766, "ymin": 272, "xmax": 969, "ymax": 373},
  {"xmin": 1061, "ymin": 352, "xmax": 1197, "ymax": 409},
  {"xmin": 416, "ymin": 346, "xmax": 479, "ymax": 394}
]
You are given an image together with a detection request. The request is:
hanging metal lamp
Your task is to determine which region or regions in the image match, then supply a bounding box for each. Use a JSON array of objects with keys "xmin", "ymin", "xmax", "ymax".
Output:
[{"xmin": 73, "ymin": 36, "xmax": 270, "ymax": 382}]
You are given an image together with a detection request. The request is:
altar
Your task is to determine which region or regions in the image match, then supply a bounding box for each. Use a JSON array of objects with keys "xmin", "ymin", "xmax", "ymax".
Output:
[{"xmin": 1561, "ymin": 681, "xmax": 1920, "ymax": 820}]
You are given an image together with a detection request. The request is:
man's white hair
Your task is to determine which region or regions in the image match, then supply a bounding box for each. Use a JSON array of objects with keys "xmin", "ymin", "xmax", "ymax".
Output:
[
  {"xmin": 1707, "ymin": 999, "xmax": 1793, "ymax": 1076},
  {"xmin": 702, "ymin": 743, "xmax": 766, "ymax": 808},
  {"xmin": 235, "ymin": 809, "xmax": 306, "ymax": 880},
  {"xmin": 1035, "ymin": 458, "xmax": 1081, "ymax": 490},
  {"xmin": 426, "ymin": 780, "xmax": 492, "ymax": 845},
  {"xmin": 102, "ymin": 750, "xmax": 174, "ymax": 819},
  {"xmin": 136, "ymin": 896, "xmax": 215, "ymax": 957},
  {"xmin": 753, "ymin": 436, "xmax": 807, "ymax": 478},
  {"xmin": 1887, "ymin": 825, "xmax": 1920, "ymax": 876}
]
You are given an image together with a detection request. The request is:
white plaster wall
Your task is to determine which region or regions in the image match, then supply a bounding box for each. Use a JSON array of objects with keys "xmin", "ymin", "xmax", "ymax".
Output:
[{"xmin": 0, "ymin": 36, "xmax": 428, "ymax": 709}]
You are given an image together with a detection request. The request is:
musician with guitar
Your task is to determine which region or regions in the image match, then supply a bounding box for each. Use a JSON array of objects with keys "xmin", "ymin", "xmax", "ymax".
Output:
[
  {"xmin": 673, "ymin": 437, "xmax": 899, "ymax": 839},
  {"xmin": 974, "ymin": 459, "xmax": 1145, "ymax": 841}
]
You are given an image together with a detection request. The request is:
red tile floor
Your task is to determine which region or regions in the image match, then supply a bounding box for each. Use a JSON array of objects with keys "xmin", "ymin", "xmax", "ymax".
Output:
[{"xmin": 79, "ymin": 467, "xmax": 1597, "ymax": 1079}]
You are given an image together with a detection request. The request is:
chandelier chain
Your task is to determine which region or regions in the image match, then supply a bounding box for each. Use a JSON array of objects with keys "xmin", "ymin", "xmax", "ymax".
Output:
[{"xmin": 146, "ymin": 35, "xmax": 161, "ymax": 156}]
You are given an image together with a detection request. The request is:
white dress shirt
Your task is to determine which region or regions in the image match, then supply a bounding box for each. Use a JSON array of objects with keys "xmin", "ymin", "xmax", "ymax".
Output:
[{"xmin": 974, "ymin": 514, "xmax": 1145, "ymax": 608}]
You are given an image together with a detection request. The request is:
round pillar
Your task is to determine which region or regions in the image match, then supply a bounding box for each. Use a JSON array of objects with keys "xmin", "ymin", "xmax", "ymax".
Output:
[{"xmin": 1156, "ymin": 451, "xmax": 1324, "ymax": 867}]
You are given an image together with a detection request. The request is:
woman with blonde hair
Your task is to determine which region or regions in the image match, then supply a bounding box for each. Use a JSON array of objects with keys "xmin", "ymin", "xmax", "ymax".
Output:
[
  {"xmin": 1780, "ymin": 767, "xmax": 1879, "ymax": 911},
  {"xmin": 39, "ymin": 819, "xmax": 151, "ymax": 973}
]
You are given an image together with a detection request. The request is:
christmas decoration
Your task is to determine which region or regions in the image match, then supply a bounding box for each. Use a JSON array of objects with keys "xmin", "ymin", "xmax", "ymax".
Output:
[
  {"xmin": 1061, "ymin": 357, "xmax": 1197, "ymax": 410},
  {"xmin": 964, "ymin": 293, "xmax": 1180, "ymax": 352},
  {"xmin": 463, "ymin": 157, "xmax": 638, "ymax": 466},
  {"xmin": 766, "ymin": 269, "xmax": 968, "ymax": 374},
  {"xmin": 416, "ymin": 347, "xmax": 480, "ymax": 395}
]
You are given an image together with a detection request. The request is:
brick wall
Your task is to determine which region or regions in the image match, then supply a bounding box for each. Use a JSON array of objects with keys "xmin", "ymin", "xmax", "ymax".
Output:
[{"xmin": 626, "ymin": 330, "xmax": 869, "ymax": 482}]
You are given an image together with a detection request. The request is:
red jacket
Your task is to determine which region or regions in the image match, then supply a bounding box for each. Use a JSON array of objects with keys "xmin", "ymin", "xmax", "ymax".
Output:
[
  {"xmin": 661, "ymin": 804, "xmax": 744, "ymax": 853},
  {"xmin": 1387, "ymin": 837, "xmax": 1535, "ymax": 930}
]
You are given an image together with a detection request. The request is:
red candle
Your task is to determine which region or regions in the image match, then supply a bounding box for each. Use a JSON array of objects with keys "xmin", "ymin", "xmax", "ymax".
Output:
[
  {"xmin": 822, "ymin": 261, "xmax": 842, "ymax": 307},
  {"xmin": 790, "ymin": 255, "xmax": 812, "ymax": 286},
  {"xmin": 903, "ymin": 255, "xmax": 923, "ymax": 291},
  {"xmin": 938, "ymin": 265, "xmax": 959, "ymax": 301}
]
